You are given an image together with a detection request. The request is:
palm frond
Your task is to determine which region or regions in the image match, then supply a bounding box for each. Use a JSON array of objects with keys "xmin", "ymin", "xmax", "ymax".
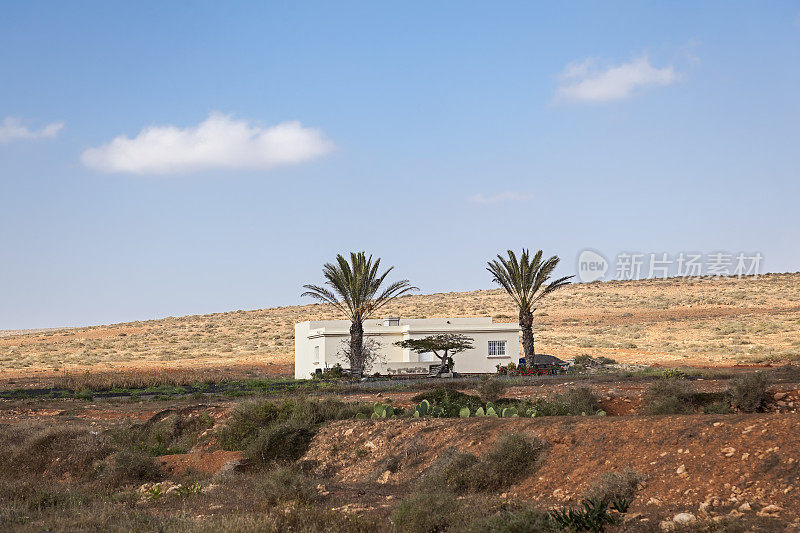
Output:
[
  {"xmin": 302, "ymin": 252, "xmax": 418, "ymax": 324},
  {"xmin": 487, "ymin": 249, "xmax": 572, "ymax": 312}
]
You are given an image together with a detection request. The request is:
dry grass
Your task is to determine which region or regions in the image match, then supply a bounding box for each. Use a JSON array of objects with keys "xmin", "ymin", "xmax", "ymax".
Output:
[{"xmin": 1, "ymin": 273, "xmax": 799, "ymax": 374}]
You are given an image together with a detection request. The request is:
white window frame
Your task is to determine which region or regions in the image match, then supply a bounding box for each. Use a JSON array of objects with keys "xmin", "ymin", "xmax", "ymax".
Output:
[
  {"xmin": 488, "ymin": 340, "xmax": 507, "ymax": 357},
  {"xmin": 314, "ymin": 345, "xmax": 320, "ymax": 364}
]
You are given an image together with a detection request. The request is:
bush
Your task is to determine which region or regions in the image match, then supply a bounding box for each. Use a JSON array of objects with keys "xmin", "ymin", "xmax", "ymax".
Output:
[
  {"xmin": 391, "ymin": 491, "xmax": 464, "ymax": 533},
  {"xmin": 219, "ymin": 398, "xmax": 371, "ymax": 452},
  {"xmin": 532, "ymin": 387, "xmax": 601, "ymax": 416},
  {"xmin": 477, "ymin": 376, "xmax": 509, "ymax": 403},
  {"xmin": 662, "ymin": 368, "xmax": 688, "ymax": 380},
  {"xmin": 6, "ymin": 426, "xmax": 111, "ymax": 479},
  {"xmin": 246, "ymin": 421, "xmax": 316, "ymax": 466},
  {"xmin": 477, "ymin": 433, "xmax": 547, "ymax": 491},
  {"xmin": 419, "ymin": 432, "xmax": 546, "ymax": 494},
  {"xmin": 100, "ymin": 449, "xmax": 162, "ymax": 487},
  {"xmin": 420, "ymin": 451, "xmax": 481, "ymax": 493},
  {"xmin": 584, "ymin": 467, "xmax": 643, "ymax": 505},
  {"xmin": 111, "ymin": 411, "xmax": 214, "ymax": 456},
  {"xmin": 644, "ymin": 378, "xmax": 695, "ymax": 415},
  {"xmin": 218, "ymin": 401, "xmax": 279, "ymax": 450},
  {"xmin": 728, "ymin": 372, "xmax": 767, "ymax": 413},
  {"xmin": 258, "ymin": 464, "xmax": 318, "ymax": 504},
  {"xmin": 704, "ymin": 400, "xmax": 733, "ymax": 414}
]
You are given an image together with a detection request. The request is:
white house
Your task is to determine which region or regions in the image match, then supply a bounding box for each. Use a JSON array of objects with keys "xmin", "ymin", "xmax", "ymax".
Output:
[{"xmin": 294, "ymin": 317, "xmax": 520, "ymax": 379}]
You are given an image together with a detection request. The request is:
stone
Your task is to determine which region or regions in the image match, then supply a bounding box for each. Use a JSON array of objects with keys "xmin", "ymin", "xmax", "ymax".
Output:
[
  {"xmin": 660, "ymin": 521, "xmax": 676, "ymax": 531},
  {"xmin": 738, "ymin": 502, "xmax": 751, "ymax": 512},
  {"xmin": 673, "ymin": 513, "xmax": 696, "ymax": 524},
  {"xmin": 721, "ymin": 447, "xmax": 736, "ymax": 457},
  {"xmin": 773, "ymin": 392, "xmax": 787, "ymax": 401},
  {"xmin": 676, "ymin": 464, "xmax": 686, "ymax": 475},
  {"xmin": 761, "ymin": 504, "xmax": 781, "ymax": 514}
]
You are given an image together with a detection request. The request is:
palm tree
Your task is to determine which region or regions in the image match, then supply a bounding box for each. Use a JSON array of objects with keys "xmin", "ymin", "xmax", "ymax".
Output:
[
  {"xmin": 487, "ymin": 249, "xmax": 572, "ymax": 361},
  {"xmin": 302, "ymin": 252, "xmax": 417, "ymax": 376}
]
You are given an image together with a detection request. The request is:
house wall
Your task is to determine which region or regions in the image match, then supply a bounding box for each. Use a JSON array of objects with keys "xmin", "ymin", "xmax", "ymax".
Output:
[{"xmin": 294, "ymin": 318, "xmax": 519, "ymax": 378}]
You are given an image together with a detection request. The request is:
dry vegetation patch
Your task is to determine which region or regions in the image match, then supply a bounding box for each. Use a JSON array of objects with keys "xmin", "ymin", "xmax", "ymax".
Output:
[{"xmin": 2, "ymin": 273, "xmax": 800, "ymax": 377}]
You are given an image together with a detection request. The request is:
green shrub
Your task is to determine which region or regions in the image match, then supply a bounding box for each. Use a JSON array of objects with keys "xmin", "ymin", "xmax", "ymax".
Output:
[
  {"xmin": 644, "ymin": 378, "xmax": 695, "ymax": 415},
  {"xmin": 477, "ymin": 433, "xmax": 546, "ymax": 491},
  {"xmin": 661, "ymin": 368, "xmax": 688, "ymax": 380},
  {"xmin": 390, "ymin": 491, "xmax": 464, "ymax": 533},
  {"xmin": 411, "ymin": 388, "xmax": 484, "ymax": 416},
  {"xmin": 704, "ymin": 400, "xmax": 733, "ymax": 414},
  {"xmin": 728, "ymin": 372, "xmax": 767, "ymax": 412},
  {"xmin": 219, "ymin": 398, "xmax": 370, "ymax": 452},
  {"xmin": 477, "ymin": 376, "xmax": 509, "ymax": 403},
  {"xmin": 100, "ymin": 449, "xmax": 162, "ymax": 487},
  {"xmin": 596, "ymin": 356, "xmax": 617, "ymax": 366},
  {"xmin": 218, "ymin": 401, "xmax": 279, "ymax": 450},
  {"xmin": 532, "ymin": 387, "xmax": 601, "ymax": 416},
  {"xmin": 419, "ymin": 432, "xmax": 546, "ymax": 494},
  {"xmin": 584, "ymin": 467, "xmax": 643, "ymax": 505},
  {"xmin": 245, "ymin": 421, "xmax": 315, "ymax": 466}
]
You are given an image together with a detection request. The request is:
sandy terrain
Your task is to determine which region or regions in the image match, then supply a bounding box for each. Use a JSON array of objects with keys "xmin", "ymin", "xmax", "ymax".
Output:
[{"xmin": 1, "ymin": 273, "xmax": 798, "ymax": 378}]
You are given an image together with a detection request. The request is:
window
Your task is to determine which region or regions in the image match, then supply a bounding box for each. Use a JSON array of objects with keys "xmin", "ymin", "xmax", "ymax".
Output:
[
  {"xmin": 488, "ymin": 340, "xmax": 506, "ymax": 357},
  {"xmin": 314, "ymin": 345, "xmax": 320, "ymax": 363}
]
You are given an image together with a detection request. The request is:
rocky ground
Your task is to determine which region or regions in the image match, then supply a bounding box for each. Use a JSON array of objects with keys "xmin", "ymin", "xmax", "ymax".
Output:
[
  {"xmin": 2, "ymin": 273, "xmax": 799, "ymax": 374},
  {"xmin": 2, "ymin": 375, "xmax": 799, "ymax": 530}
]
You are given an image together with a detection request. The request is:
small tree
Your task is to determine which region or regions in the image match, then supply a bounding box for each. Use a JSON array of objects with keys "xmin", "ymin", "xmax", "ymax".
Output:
[
  {"xmin": 337, "ymin": 337, "xmax": 385, "ymax": 376},
  {"xmin": 395, "ymin": 334, "xmax": 473, "ymax": 376}
]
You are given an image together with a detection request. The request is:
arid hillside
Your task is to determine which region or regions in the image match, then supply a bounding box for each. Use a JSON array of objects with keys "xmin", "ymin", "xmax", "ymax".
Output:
[{"xmin": 1, "ymin": 273, "xmax": 799, "ymax": 375}]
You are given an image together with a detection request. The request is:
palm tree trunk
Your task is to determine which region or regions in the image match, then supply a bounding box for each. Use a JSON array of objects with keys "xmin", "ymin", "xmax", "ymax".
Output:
[
  {"xmin": 349, "ymin": 321, "xmax": 364, "ymax": 377},
  {"xmin": 519, "ymin": 307, "xmax": 535, "ymax": 359}
]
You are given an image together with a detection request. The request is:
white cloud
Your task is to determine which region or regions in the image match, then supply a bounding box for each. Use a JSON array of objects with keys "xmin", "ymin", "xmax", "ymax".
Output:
[
  {"xmin": 469, "ymin": 192, "xmax": 535, "ymax": 204},
  {"xmin": 81, "ymin": 113, "xmax": 334, "ymax": 174},
  {"xmin": 554, "ymin": 55, "xmax": 679, "ymax": 103},
  {"xmin": 0, "ymin": 117, "xmax": 64, "ymax": 143}
]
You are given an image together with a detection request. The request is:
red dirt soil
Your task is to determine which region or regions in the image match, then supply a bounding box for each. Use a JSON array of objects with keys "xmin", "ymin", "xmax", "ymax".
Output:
[
  {"xmin": 159, "ymin": 450, "xmax": 244, "ymax": 477},
  {"xmin": 307, "ymin": 415, "xmax": 800, "ymax": 522}
]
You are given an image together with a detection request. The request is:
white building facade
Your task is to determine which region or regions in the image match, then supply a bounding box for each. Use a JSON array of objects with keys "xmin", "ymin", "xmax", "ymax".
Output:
[{"xmin": 294, "ymin": 317, "xmax": 520, "ymax": 379}]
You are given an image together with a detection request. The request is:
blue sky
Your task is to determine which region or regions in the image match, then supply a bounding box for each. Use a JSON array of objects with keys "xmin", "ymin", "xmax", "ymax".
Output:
[{"xmin": 2, "ymin": 2, "xmax": 799, "ymax": 329}]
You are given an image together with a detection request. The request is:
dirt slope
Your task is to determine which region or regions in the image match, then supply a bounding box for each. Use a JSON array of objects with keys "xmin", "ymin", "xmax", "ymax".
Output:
[
  {"xmin": 1, "ymin": 273, "xmax": 799, "ymax": 373},
  {"xmin": 306, "ymin": 415, "xmax": 800, "ymax": 522}
]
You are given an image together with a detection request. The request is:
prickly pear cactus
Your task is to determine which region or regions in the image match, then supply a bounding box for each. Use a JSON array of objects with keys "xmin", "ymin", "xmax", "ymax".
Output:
[
  {"xmin": 486, "ymin": 406, "xmax": 498, "ymax": 417},
  {"xmin": 501, "ymin": 407, "xmax": 518, "ymax": 418},
  {"xmin": 420, "ymin": 399, "xmax": 431, "ymax": 416},
  {"xmin": 459, "ymin": 407, "xmax": 471, "ymax": 418},
  {"xmin": 475, "ymin": 406, "xmax": 486, "ymax": 417}
]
